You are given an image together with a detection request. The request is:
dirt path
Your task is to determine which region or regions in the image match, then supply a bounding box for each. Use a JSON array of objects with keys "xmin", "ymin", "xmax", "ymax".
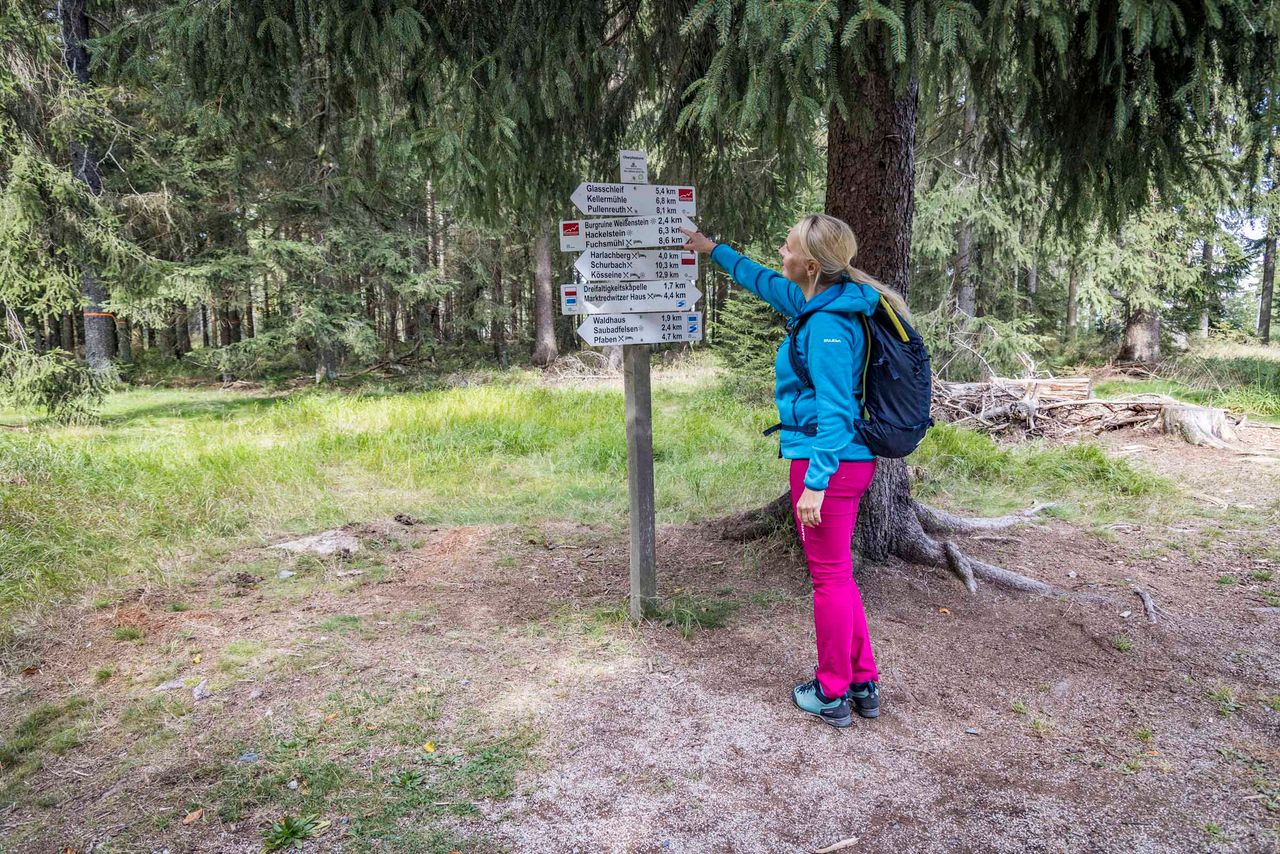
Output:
[{"xmin": 1, "ymin": 432, "xmax": 1278, "ymax": 852}]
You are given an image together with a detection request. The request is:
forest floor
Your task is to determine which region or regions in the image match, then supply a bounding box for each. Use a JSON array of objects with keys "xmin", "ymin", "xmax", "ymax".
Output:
[{"xmin": 1, "ymin": 376, "xmax": 1279, "ymax": 852}]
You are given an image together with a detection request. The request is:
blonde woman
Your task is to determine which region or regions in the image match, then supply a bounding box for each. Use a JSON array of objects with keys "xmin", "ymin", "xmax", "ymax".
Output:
[{"xmin": 681, "ymin": 215, "xmax": 906, "ymax": 728}]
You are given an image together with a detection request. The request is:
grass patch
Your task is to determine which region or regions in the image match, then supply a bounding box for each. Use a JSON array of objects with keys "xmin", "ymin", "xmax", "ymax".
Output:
[
  {"xmin": 0, "ymin": 697, "xmax": 89, "ymax": 782},
  {"xmin": 1207, "ymin": 685, "xmax": 1241, "ymax": 717},
  {"xmin": 1094, "ymin": 342, "xmax": 1280, "ymax": 422},
  {"xmin": 218, "ymin": 639, "xmax": 268, "ymax": 674},
  {"xmin": 211, "ymin": 687, "xmax": 535, "ymax": 851},
  {"xmin": 1111, "ymin": 636, "xmax": 1133, "ymax": 652},
  {"xmin": 317, "ymin": 615, "xmax": 363, "ymax": 634},
  {"xmin": 112, "ymin": 625, "xmax": 143, "ymax": 642},
  {"xmin": 653, "ymin": 593, "xmax": 740, "ymax": 639},
  {"xmin": 907, "ymin": 423, "xmax": 1170, "ymax": 523},
  {"xmin": 0, "ymin": 378, "xmax": 785, "ymax": 615}
]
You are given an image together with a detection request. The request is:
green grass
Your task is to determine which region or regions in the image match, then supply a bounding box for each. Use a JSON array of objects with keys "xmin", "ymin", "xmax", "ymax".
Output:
[
  {"xmin": 210, "ymin": 686, "xmax": 534, "ymax": 852},
  {"xmin": 653, "ymin": 593, "xmax": 740, "ymax": 639},
  {"xmin": 0, "ymin": 696, "xmax": 89, "ymax": 794},
  {"xmin": 908, "ymin": 422, "xmax": 1170, "ymax": 521},
  {"xmin": 1094, "ymin": 343, "xmax": 1280, "ymax": 422},
  {"xmin": 0, "ymin": 371, "xmax": 1178, "ymax": 616},
  {"xmin": 0, "ymin": 378, "xmax": 786, "ymax": 613}
]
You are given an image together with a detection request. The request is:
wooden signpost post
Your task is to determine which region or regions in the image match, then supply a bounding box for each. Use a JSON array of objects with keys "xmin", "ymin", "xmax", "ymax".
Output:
[{"xmin": 559, "ymin": 151, "xmax": 701, "ymax": 620}]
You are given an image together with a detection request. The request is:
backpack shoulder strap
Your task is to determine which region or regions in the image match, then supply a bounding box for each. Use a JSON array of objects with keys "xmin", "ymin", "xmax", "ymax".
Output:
[{"xmin": 785, "ymin": 313, "xmax": 815, "ymax": 390}]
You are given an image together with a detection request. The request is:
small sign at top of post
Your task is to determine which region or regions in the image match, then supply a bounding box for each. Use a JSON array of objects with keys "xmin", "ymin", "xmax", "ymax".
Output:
[{"xmin": 619, "ymin": 150, "xmax": 648, "ymax": 184}]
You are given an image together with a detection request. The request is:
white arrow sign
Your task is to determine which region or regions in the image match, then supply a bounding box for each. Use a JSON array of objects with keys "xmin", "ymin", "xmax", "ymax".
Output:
[
  {"xmin": 559, "ymin": 215, "xmax": 695, "ymax": 252},
  {"xmin": 576, "ymin": 312, "xmax": 703, "ymax": 346},
  {"xmin": 570, "ymin": 183, "xmax": 697, "ymax": 217},
  {"xmin": 574, "ymin": 249, "xmax": 698, "ymax": 282},
  {"xmin": 561, "ymin": 281, "xmax": 702, "ymax": 315}
]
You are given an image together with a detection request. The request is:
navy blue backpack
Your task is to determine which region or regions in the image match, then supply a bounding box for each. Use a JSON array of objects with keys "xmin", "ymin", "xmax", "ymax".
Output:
[{"xmin": 775, "ymin": 296, "xmax": 934, "ymax": 459}]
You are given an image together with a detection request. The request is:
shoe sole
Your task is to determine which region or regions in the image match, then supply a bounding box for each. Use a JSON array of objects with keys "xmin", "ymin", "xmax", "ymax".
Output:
[
  {"xmin": 792, "ymin": 694, "xmax": 853, "ymax": 728},
  {"xmin": 854, "ymin": 706, "xmax": 879, "ymax": 719}
]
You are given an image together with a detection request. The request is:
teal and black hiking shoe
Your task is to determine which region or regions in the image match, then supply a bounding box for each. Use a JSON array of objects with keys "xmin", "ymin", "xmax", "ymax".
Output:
[
  {"xmin": 846, "ymin": 680, "xmax": 880, "ymax": 718},
  {"xmin": 792, "ymin": 678, "xmax": 853, "ymax": 728}
]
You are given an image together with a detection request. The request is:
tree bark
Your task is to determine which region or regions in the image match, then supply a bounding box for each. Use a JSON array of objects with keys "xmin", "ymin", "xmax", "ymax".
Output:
[
  {"xmin": 1119, "ymin": 306, "xmax": 1161, "ymax": 363},
  {"xmin": 1259, "ymin": 223, "xmax": 1275, "ymax": 345},
  {"xmin": 532, "ymin": 230, "xmax": 558, "ymax": 366},
  {"xmin": 228, "ymin": 306, "xmax": 242, "ymax": 343},
  {"xmin": 952, "ymin": 100, "xmax": 977, "ymax": 316},
  {"xmin": 385, "ymin": 286, "xmax": 399, "ymax": 357},
  {"xmin": 217, "ymin": 300, "xmax": 231, "ymax": 347},
  {"xmin": 115, "ymin": 317, "xmax": 133, "ymax": 363},
  {"xmin": 492, "ymin": 255, "xmax": 508, "ymax": 366},
  {"xmin": 59, "ymin": 0, "xmax": 113, "ymax": 373},
  {"xmin": 826, "ymin": 71, "xmax": 922, "ymax": 563},
  {"xmin": 174, "ymin": 305, "xmax": 191, "ymax": 356},
  {"xmin": 157, "ymin": 306, "xmax": 177, "ymax": 357},
  {"xmin": 60, "ymin": 312, "xmax": 74, "ymax": 352},
  {"xmin": 1199, "ymin": 238, "xmax": 1213, "ymax": 339},
  {"xmin": 201, "ymin": 304, "xmax": 211, "ymax": 347},
  {"xmin": 1066, "ymin": 262, "xmax": 1080, "ymax": 343},
  {"xmin": 244, "ymin": 293, "xmax": 255, "ymax": 338}
]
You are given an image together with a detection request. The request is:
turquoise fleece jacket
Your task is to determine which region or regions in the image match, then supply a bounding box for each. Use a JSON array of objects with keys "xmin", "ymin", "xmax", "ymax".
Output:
[{"xmin": 710, "ymin": 243, "xmax": 880, "ymax": 490}]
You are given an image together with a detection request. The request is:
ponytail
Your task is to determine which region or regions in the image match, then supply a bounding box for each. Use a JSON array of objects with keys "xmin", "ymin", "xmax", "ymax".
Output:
[{"xmin": 846, "ymin": 265, "xmax": 911, "ymax": 323}]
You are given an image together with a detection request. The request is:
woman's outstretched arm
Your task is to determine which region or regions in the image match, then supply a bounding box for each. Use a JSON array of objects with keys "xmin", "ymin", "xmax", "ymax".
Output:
[{"xmin": 680, "ymin": 227, "xmax": 804, "ymax": 317}]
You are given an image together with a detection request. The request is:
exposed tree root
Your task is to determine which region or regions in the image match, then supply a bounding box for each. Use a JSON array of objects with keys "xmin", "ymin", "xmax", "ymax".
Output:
[
  {"xmin": 720, "ymin": 486, "xmax": 1127, "ymax": 604},
  {"xmin": 719, "ymin": 492, "xmax": 793, "ymax": 542},
  {"xmin": 913, "ymin": 500, "xmax": 1054, "ymax": 536},
  {"xmin": 1133, "ymin": 587, "xmax": 1160, "ymax": 623}
]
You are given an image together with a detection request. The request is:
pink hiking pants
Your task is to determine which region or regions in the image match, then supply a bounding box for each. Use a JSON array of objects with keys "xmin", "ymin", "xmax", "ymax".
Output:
[{"xmin": 789, "ymin": 458, "xmax": 880, "ymax": 699}]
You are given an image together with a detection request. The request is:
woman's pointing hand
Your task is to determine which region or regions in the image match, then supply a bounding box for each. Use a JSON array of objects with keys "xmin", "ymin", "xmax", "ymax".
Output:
[{"xmin": 679, "ymin": 226, "xmax": 717, "ymax": 254}]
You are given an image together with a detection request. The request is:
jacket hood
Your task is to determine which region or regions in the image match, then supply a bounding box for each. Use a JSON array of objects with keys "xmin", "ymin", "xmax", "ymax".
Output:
[{"xmin": 799, "ymin": 278, "xmax": 881, "ymax": 318}]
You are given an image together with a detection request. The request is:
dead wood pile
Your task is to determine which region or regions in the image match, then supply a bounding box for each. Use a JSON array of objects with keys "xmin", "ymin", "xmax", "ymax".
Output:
[{"xmin": 932, "ymin": 376, "xmax": 1244, "ymax": 445}]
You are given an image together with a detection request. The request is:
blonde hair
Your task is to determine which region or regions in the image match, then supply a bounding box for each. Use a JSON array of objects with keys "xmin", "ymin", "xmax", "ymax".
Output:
[{"xmin": 793, "ymin": 213, "xmax": 910, "ymax": 321}]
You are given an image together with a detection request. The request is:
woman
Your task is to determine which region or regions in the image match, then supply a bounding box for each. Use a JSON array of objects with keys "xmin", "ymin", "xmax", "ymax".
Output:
[{"xmin": 680, "ymin": 214, "xmax": 908, "ymax": 729}]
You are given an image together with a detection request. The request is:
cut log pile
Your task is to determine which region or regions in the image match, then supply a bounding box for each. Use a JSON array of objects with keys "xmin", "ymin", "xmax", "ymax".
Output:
[{"xmin": 932, "ymin": 376, "xmax": 1244, "ymax": 445}]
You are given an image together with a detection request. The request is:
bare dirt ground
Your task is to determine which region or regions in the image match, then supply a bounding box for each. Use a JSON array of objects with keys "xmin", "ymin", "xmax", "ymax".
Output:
[{"xmin": 1, "ymin": 428, "xmax": 1278, "ymax": 853}]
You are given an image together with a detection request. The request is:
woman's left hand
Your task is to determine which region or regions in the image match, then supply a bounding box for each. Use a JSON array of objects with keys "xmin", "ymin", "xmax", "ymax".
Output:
[{"xmin": 797, "ymin": 488, "xmax": 825, "ymax": 527}]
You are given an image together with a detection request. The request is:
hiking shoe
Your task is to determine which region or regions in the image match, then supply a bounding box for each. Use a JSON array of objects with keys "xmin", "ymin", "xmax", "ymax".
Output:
[
  {"xmin": 846, "ymin": 680, "xmax": 880, "ymax": 718},
  {"xmin": 792, "ymin": 678, "xmax": 853, "ymax": 728}
]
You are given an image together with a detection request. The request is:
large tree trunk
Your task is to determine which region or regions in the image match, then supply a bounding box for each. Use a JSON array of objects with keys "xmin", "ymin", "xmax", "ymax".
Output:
[
  {"xmin": 1066, "ymin": 262, "xmax": 1080, "ymax": 343},
  {"xmin": 60, "ymin": 311, "xmax": 75, "ymax": 352},
  {"xmin": 174, "ymin": 305, "xmax": 191, "ymax": 356},
  {"xmin": 951, "ymin": 100, "xmax": 978, "ymax": 316},
  {"xmin": 825, "ymin": 70, "xmax": 921, "ymax": 562},
  {"xmin": 157, "ymin": 306, "xmax": 177, "ymax": 358},
  {"xmin": 60, "ymin": 0, "xmax": 113, "ymax": 373},
  {"xmin": 532, "ymin": 230, "xmax": 558, "ymax": 366},
  {"xmin": 1119, "ymin": 306, "xmax": 1161, "ymax": 363},
  {"xmin": 1199, "ymin": 238, "xmax": 1213, "ymax": 339},
  {"xmin": 115, "ymin": 317, "xmax": 133, "ymax": 363},
  {"xmin": 492, "ymin": 255, "xmax": 508, "ymax": 367},
  {"xmin": 722, "ymin": 70, "xmax": 1068, "ymax": 599},
  {"xmin": 1260, "ymin": 223, "xmax": 1275, "ymax": 345}
]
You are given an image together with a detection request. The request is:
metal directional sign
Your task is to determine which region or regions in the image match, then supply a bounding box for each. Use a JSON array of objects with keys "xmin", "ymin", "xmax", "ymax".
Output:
[
  {"xmin": 559, "ymin": 215, "xmax": 695, "ymax": 252},
  {"xmin": 570, "ymin": 183, "xmax": 696, "ymax": 217},
  {"xmin": 574, "ymin": 249, "xmax": 698, "ymax": 282},
  {"xmin": 561, "ymin": 281, "xmax": 702, "ymax": 315},
  {"xmin": 576, "ymin": 312, "xmax": 703, "ymax": 346}
]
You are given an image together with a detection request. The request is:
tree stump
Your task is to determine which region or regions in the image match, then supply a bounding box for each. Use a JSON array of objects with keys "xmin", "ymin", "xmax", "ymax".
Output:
[{"xmin": 1156, "ymin": 404, "xmax": 1239, "ymax": 449}]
